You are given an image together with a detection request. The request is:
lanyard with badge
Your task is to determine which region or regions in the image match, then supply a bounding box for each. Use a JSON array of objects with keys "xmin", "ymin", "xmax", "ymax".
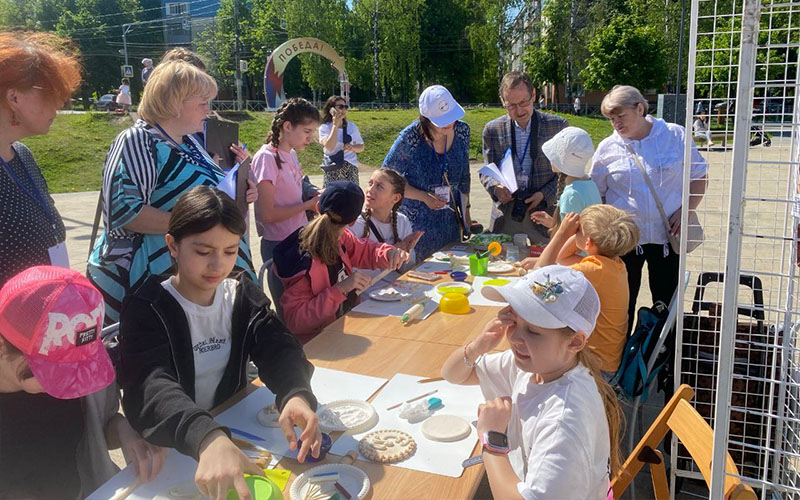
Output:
[
  {"xmin": 509, "ymin": 116, "xmax": 539, "ymax": 193},
  {"xmin": 0, "ymin": 153, "xmax": 69, "ymax": 267},
  {"xmin": 431, "ymin": 136, "xmax": 451, "ymax": 210},
  {"xmin": 155, "ymin": 124, "xmax": 218, "ymax": 174}
]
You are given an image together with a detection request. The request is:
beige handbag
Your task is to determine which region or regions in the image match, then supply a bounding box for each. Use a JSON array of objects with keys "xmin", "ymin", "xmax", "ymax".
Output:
[{"xmin": 626, "ymin": 144, "xmax": 704, "ymax": 254}]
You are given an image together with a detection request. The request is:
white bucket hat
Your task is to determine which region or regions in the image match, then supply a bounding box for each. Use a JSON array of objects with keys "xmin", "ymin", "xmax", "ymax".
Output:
[
  {"xmin": 419, "ymin": 85, "xmax": 465, "ymax": 128},
  {"xmin": 482, "ymin": 265, "xmax": 600, "ymax": 334},
  {"xmin": 541, "ymin": 126, "xmax": 594, "ymax": 178}
]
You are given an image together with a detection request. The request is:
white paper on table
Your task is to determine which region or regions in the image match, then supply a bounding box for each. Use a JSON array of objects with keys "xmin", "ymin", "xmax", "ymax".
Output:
[
  {"xmin": 328, "ymin": 374, "xmax": 485, "ymax": 478},
  {"xmin": 213, "ymin": 367, "xmax": 388, "ymax": 458},
  {"xmin": 425, "ymin": 275, "xmax": 521, "ymax": 307},
  {"xmin": 478, "ymin": 148, "xmax": 518, "ymax": 194},
  {"xmin": 86, "ymin": 448, "xmax": 280, "ymax": 500},
  {"xmin": 352, "ymin": 281, "xmax": 436, "ymax": 319}
]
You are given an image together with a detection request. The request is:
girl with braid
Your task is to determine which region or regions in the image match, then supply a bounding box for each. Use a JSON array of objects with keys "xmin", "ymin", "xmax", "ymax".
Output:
[
  {"xmin": 351, "ymin": 169, "xmax": 423, "ymax": 272},
  {"xmin": 251, "ymin": 97, "xmax": 321, "ymax": 260}
]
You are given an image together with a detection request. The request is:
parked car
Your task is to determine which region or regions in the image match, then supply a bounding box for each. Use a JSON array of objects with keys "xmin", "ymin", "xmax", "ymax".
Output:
[{"xmin": 94, "ymin": 94, "xmax": 117, "ymax": 111}]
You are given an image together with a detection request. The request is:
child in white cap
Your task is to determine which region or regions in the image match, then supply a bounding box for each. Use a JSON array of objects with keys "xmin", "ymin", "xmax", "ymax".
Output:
[
  {"xmin": 442, "ymin": 265, "xmax": 621, "ymax": 500},
  {"xmin": 530, "ymin": 126, "xmax": 602, "ymax": 232}
]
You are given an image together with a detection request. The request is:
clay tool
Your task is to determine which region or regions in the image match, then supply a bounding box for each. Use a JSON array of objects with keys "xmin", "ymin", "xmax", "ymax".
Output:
[
  {"xmin": 109, "ymin": 478, "xmax": 142, "ymax": 500},
  {"xmin": 230, "ymin": 427, "xmax": 267, "ymax": 442},
  {"xmin": 341, "ymin": 450, "xmax": 358, "ymax": 465},
  {"xmin": 334, "ymin": 482, "xmax": 352, "ymax": 500},
  {"xmin": 418, "ymin": 376, "xmax": 444, "ymax": 383},
  {"xmin": 387, "ymin": 389, "xmax": 439, "ymax": 410},
  {"xmin": 401, "ymin": 300, "xmax": 427, "ymax": 324}
]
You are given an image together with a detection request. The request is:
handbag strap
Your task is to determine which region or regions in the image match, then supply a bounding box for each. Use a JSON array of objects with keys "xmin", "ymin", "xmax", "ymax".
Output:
[
  {"xmin": 625, "ymin": 144, "xmax": 677, "ymax": 245},
  {"xmin": 366, "ymin": 217, "xmax": 386, "ymax": 243}
]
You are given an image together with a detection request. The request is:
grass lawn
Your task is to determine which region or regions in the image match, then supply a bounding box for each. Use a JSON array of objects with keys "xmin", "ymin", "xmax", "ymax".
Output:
[{"xmin": 30, "ymin": 109, "xmax": 614, "ymax": 193}]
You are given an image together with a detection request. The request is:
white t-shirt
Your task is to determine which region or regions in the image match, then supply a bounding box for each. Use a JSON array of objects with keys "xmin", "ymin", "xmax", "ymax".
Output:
[
  {"xmin": 119, "ymin": 84, "xmax": 130, "ymax": 96},
  {"xmin": 476, "ymin": 351, "xmax": 610, "ymax": 500},
  {"xmin": 318, "ymin": 121, "xmax": 364, "ymax": 165},
  {"xmin": 350, "ymin": 212, "xmax": 416, "ymax": 272},
  {"xmin": 161, "ymin": 277, "xmax": 236, "ymax": 411}
]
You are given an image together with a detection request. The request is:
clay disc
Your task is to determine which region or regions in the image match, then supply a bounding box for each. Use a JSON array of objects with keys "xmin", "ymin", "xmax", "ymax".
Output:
[{"xmin": 421, "ymin": 414, "xmax": 472, "ymax": 442}]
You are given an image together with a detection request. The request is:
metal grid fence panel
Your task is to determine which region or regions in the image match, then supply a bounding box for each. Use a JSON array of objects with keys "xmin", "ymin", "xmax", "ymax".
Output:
[{"xmin": 678, "ymin": 0, "xmax": 800, "ymax": 496}]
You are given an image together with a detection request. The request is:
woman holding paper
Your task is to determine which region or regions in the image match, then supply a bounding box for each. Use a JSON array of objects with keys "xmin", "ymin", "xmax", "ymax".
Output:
[
  {"xmin": 383, "ymin": 85, "xmax": 471, "ymax": 260},
  {"xmin": 87, "ymin": 60, "xmax": 258, "ymax": 324}
]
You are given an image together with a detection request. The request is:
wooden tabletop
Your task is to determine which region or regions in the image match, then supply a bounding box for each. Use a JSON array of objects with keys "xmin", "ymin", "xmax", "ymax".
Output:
[{"xmin": 241, "ymin": 248, "xmax": 515, "ymax": 499}]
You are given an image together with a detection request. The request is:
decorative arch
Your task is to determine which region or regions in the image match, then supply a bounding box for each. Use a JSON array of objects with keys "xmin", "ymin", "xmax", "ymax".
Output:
[{"xmin": 264, "ymin": 37, "xmax": 348, "ymax": 110}]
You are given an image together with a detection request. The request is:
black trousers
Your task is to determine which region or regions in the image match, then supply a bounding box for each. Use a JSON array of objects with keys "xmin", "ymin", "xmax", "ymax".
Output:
[{"xmin": 621, "ymin": 243, "xmax": 680, "ymax": 334}]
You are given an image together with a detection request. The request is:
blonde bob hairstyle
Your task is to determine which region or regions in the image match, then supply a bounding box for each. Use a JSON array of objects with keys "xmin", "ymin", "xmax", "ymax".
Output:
[
  {"xmin": 600, "ymin": 85, "xmax": 648, "ymax": 118},
  {"xmin": 138, "ymin": 60, "xmax": 217, "ymax": 124}
]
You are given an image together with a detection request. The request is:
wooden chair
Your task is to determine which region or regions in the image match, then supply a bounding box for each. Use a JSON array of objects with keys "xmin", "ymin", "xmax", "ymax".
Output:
[{"xmin": 611, "ymin": 384, "xmax": 757, "ymax": 500}]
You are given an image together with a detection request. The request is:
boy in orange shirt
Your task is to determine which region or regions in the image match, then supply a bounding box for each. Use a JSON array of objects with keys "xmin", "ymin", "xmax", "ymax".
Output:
[{"xmin": 536, "ymin": 205, "xmax": 639, "ymax": 376}]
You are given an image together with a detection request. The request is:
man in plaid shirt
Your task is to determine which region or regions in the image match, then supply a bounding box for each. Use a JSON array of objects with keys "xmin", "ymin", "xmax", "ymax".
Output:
[{"xmin": 481, "ymin": 72, "xmax": 568, "ymax": 245}]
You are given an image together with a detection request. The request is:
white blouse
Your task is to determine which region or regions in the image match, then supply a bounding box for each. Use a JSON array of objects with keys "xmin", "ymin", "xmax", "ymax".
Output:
[{"xmin": 590, "ymin": 116, "xmax": 708, "ymax": 246}]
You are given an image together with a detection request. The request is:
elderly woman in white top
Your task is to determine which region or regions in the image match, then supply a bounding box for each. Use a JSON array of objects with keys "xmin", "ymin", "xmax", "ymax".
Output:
[{"xmin": 591, "ymin": 85, "xmax": 708, "ymax": 333}]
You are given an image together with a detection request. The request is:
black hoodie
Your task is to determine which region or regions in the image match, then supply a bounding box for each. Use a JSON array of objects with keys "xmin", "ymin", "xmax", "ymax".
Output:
[{"xmin": 117, "ymin": 273, "xmax": 316, "ymax": 459}]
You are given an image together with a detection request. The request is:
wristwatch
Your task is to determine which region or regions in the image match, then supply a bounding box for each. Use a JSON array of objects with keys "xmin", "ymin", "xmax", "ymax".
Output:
[{"xmin": 481, "ymin": 430, "xmax": 510, "ymax": 454}]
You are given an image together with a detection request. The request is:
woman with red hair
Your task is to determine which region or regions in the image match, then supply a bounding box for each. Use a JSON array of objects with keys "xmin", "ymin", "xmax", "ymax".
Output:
[
  {"xmin": 0, "ymin": 31, "xmax": 81, "ymax": 287},
  {"xmin": 0, "ymin": 32, "xmax": 167, "ymax": 499}
]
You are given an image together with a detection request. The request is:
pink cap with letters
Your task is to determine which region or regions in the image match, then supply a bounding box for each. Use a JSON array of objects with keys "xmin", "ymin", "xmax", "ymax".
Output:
[{"xmin": 0, "ymin": 266, "xmax": 114, "ymax": 399}]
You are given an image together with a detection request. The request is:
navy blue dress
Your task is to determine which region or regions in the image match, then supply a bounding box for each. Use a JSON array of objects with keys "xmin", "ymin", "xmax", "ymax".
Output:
[{"xmin": 382, "ymin": 121, "xmax": 471, "ymax": 260}]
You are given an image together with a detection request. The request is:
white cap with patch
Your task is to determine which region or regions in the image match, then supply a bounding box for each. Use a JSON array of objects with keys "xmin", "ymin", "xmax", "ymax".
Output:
[
  {"xmin": 541, "ymin": 126, "xmax": 594, "ymax": 178},
  {"xmin": 418, "ymin": 85, "xmax": 465, "ymax": 128},
  {"xmin": 481, "ymin": 265, "xmax": 600, "ymax": 335}
]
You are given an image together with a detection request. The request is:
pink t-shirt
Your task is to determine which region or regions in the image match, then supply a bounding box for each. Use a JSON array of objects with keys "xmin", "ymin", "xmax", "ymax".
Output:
[{"xmin": 250, "ymin": 145, "xmax": 308, "ymax": 242}]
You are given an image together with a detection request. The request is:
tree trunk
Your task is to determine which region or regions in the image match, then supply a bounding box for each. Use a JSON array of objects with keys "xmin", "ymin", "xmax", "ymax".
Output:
[{"xmin": 372, "ymin": 0, "xmax": 380, "ymax": 102}]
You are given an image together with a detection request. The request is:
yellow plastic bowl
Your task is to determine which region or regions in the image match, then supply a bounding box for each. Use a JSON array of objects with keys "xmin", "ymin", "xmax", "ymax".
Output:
[{"xmin": 439, "ymin": 292, "xmax": 471, "ymax": 314}]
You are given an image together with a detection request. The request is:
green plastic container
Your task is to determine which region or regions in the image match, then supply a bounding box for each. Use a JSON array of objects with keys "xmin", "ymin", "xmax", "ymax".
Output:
[
  {"xmin": 469, "ymin": 254, "xmax": 488, "ymax": 276},
  {"xmin": 227, "ymin": 475, "xmax": 284, "ymax": 500}
]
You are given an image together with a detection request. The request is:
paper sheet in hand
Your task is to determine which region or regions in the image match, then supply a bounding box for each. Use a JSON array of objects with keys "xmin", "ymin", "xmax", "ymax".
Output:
[
  {"xmin": 478, "ymin": 148, "xmax": 518, "ymax": 193},
  {"xmin": 205, "ymin": 115, "xmax": 239, "ymax": 169},
  {"xmin": 216, "ymin": 157, "xmax": 251, "ymax": 215},
  {"xmin": 328, "ymin": 373, "xmax": 485, "ymax": 477},
  {"xmin": 213, "ymin": 367, "xmax": 387, "ymax": 458}
]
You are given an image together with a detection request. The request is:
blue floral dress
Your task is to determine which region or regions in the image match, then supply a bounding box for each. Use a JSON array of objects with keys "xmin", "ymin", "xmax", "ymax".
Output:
[{"xmin": 383, "ymin": 121, "xmax": 470, "ymax": 260}]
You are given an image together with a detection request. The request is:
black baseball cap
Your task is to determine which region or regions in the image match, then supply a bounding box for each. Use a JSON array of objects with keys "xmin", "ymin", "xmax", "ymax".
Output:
[{"xmin": 318, "ymin": 180, "xmax": 364, "ymax": 224}]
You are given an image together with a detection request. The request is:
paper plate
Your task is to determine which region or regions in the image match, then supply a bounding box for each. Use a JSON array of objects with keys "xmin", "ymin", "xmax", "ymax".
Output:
[
  {"xmin": 153, "ymin": 481, "xmax": 203, "ymax": 500},
  {"xmin": 290, "ymin": 464, "xmax": 370, "ymax": 500},
  {"xmin": 367, "ymin": 287, "xmax": 411, "ymax": 302},
  {"xmin": 318, "ymin": 399, "xmax": 378, "ymax": 434},
  {"xmin": 431, "ymin": 251, "xmax": 470, "ymax": 263},
  {"xmin": 257, "ymin": 404, "xmax": 281, "ymax": 427},
  {"xmin": 434, "ymin": 282, "xmax": 473, "ymax": 295},
  {"xmin": 487, "ymin": 262, "xmax": 515, "ymax": 273}
]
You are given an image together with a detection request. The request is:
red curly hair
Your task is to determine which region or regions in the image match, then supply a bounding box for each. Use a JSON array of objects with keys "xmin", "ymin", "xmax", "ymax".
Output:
[{"xmin": 0, "ymin": 31, "xmax": 82, "ymax": 109}]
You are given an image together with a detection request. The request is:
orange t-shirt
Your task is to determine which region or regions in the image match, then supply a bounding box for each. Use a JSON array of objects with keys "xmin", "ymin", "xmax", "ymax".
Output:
[{"xmin": 571, "ymin": 255, "xmax": 629, "ymax": 372}]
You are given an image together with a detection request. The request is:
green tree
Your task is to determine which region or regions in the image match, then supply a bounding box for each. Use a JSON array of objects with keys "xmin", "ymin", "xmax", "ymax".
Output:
[{"xmin": 581, "ymin": 15, "xmax": 668, "ymax": 92}]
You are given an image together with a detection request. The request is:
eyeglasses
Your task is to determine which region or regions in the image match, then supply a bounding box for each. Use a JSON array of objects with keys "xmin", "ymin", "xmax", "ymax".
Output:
[
  {"xmin": 504, "ymin": 98, "xmax": 533, "ymax": 111},
  {"xmin": 334, "ymin": 104, "xmax": 348, "ymax": 110}
]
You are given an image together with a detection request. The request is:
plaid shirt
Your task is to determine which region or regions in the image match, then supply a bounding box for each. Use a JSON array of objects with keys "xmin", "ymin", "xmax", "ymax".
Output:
[{"xmin": 480, "ymin": 111, "xmax": 568, "ymax": 206}]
